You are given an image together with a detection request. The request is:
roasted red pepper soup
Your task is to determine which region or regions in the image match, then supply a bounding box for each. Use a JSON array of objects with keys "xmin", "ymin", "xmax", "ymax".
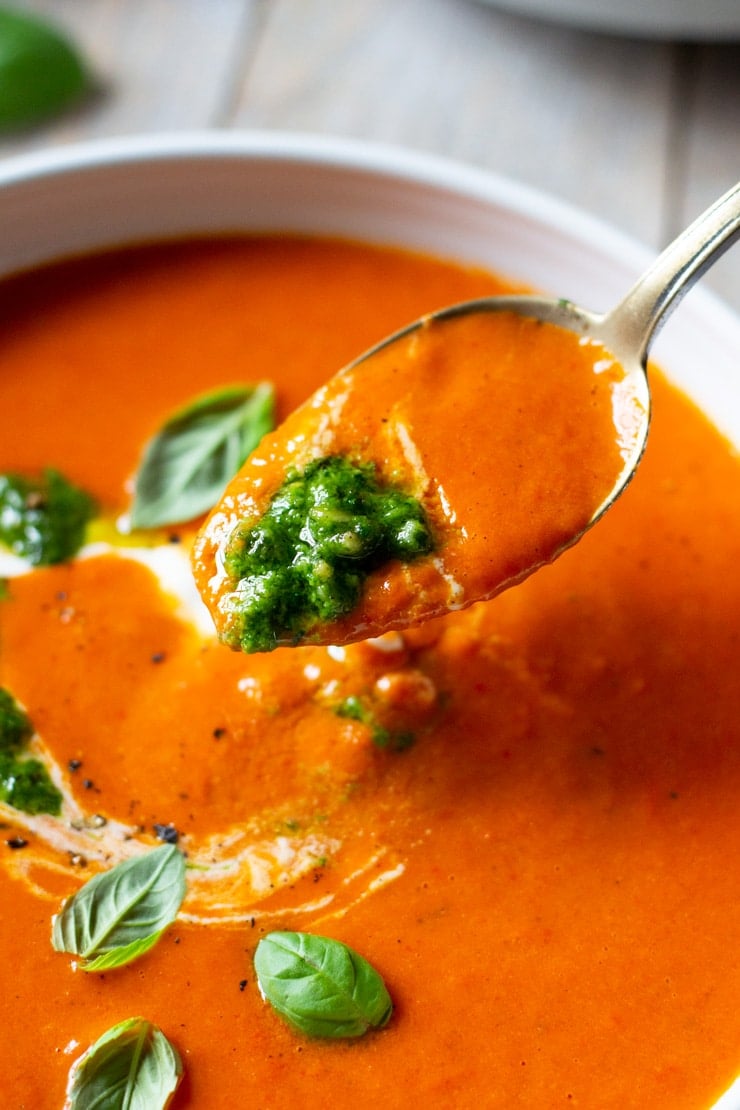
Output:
[
  {"xmin": 193, "ymin": 308, "xmax": 639, "ymax": 651},
  {"xmin": 0, "ymin": 236, "xmax": 739, "ymax": 1108}
]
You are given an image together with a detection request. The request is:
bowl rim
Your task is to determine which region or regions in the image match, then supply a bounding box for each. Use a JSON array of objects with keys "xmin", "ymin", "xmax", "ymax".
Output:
[
  {"xmin": 0, "ymin": 129, "xmax": 682, "ymax": 265},
  {"xmin": 0, "ymin": 127, "xmax": 736, "ymax": 318},
  {"xmin": 1, "ymin": 129, "xmax": 737, "ymax": 444}
]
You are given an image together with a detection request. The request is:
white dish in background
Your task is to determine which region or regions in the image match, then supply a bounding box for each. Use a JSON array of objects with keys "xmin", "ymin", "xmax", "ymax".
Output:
[
  {"xmin": 473, "ymin": 0, "xmax": 740, "ymax": 39},
  {"xmin": 0, "ymin": 131, "xmax": 738, "ymax": 1108}
]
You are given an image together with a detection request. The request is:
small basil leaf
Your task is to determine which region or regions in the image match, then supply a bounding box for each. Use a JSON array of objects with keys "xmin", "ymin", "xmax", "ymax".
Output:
[
  {"xmin": 52, "ymin": 844, "xmax": 186, "ymax": 972},
  {"xmin": 130, "ymin": 382, "xmax": 276, "ymax": 529},
  {"xmin": 66, "ymin": 1017, "xmax": 183, "ymax": 1110},
  {"xmin": 0, "ymin": 7, "xmax": 90, "ymax": 132},
  {"xmin": 254, "ymin": 931, "xmax": 393, "ymax": 1038}
]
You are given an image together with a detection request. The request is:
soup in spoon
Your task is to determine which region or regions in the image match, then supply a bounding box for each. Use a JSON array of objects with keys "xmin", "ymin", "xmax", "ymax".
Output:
[{"xmin": 193, "ymin": 309, "xmax": 642, "ymax": 651}]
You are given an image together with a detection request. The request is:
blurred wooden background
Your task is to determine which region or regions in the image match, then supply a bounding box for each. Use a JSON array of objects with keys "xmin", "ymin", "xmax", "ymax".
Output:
[{"xmin": 1, "ymin": 0, "xmax": 739, "ymax": 310}]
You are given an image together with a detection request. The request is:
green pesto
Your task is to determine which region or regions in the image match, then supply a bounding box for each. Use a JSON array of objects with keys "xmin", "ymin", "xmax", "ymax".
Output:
[
  {"xmin": 0, "ymin": 687, "xmax": 32, "ymax": 753},
  {"xmin": 0, "ymin": 468, "xmax": 96, "ymax": 565},
  {"xmin": 334, "ymin": 695, "xmax": 415, "ymax": 753},
  {"xmin": 0, "ymin": 753, "xmax": 62, "ymax": 815},
  {"xmin": 222, "ymin": 456, "xmax": 434, "ymax": 653},
  {"xmin": 0, "ymin": 687, "xmax": 62, "ymax": 815}
]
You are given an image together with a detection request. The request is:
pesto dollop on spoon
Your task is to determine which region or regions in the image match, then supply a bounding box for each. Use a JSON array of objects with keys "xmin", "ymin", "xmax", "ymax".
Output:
[
  {"xmin": 219, "ymin": 455, "xmax": 434, "ymax": 653},
  {"xmin": 193, "ymin": 182, "xmax": 739, "ymax": 652}
]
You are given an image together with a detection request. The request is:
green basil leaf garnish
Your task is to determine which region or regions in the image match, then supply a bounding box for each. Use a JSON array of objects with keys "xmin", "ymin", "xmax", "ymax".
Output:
[
  {"xmin": 66, "ymin": 1017, "xmax": 183, "ymax": 1110},
  {"xmin": 0, "ymin": 7, "xmax": 90, "ymax": 132},
  {"xmin": 254, "ymin": 931, "xmax": 393, "ymax": 1038},
  {"xmin": 130, "ymin": 382, "xmax": 276, "ymax": 529},
  {"xmin": 52, "ymin": 844, "xmax": 186, "ymax": 972}
]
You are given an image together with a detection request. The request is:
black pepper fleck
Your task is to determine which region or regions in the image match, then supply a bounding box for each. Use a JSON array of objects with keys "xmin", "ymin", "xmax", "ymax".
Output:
[
  {"xmin": 153, "ymin": 822, "xmax": 180, "ymax": 845},
  {"xmin": 238, "ymin": 979, "xmax": 247, "ymax": 991},
  {"xmin": 68, "ymin": 759, "xmax": 82, "ymax": 772},
  {"xmin": 151, "ymin": 652, "xmax": 166, "ymax": 664},
  {"xmin": 6, "ymin": 836, "xmax": 28, "ymax": 850}
]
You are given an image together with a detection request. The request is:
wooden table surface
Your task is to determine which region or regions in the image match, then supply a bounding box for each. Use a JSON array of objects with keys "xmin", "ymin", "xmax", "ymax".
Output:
[{"xmin": 2, "ymin": 0, "xmax": 739, "ymax": 312}]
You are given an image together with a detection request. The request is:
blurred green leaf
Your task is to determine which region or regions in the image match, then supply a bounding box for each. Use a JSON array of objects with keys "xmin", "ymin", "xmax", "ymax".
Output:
[{"xmin": 0, "ymin": 6, "xmax": 90, "ymax": 131}]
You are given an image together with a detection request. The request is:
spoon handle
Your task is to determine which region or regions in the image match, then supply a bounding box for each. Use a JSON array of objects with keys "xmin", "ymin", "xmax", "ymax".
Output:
[{"xmin": 604, "ymin": 181, "xmax": 740, "ymax": 365}]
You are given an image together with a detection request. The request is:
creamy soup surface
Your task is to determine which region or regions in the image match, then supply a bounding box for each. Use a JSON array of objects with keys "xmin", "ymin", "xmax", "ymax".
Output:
[{"xmin": 0, "ymin": 237, "xmax": 739, "ymax": 1109}]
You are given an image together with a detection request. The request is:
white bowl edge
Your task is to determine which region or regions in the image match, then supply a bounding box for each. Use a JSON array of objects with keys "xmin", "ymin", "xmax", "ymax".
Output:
[{"xmin": 0, "ymin": 130, "xmax": 737, "ymax": 450}]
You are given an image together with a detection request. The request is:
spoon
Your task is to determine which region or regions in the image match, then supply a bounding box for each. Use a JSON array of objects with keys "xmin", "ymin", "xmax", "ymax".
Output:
[
  {"xmin": 194, "ymin": 182, "xmax": 740, "ymax": 652},
  {"xmin": 413, "ymin": 179, "xmax": 740, "ymax": 530}
]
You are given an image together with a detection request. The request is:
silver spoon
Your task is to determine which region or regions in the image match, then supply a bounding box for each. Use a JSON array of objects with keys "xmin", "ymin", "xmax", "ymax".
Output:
[
  {"xmin": 372, "ymin": 180, "xmax": 740, "ymax": 532},
  {"xmin": 196, "ymin": 182, "xmax": 740, "ymax": 649}
]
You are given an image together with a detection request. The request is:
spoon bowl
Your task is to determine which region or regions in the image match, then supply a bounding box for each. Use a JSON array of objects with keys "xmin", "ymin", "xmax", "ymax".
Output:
[{"xmin": 349, "ymin": 179, "xmax": 740, "ymax": 537}]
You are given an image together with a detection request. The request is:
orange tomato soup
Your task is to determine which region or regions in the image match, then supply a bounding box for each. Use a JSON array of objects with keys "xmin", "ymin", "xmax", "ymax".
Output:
[
  {"xmin": 194, "ymin": 309, "xmax": 640, "ymax": 648},
  {"xmin": 0, "ymin": 237, "xmax": 739, "ymax": 1109}
]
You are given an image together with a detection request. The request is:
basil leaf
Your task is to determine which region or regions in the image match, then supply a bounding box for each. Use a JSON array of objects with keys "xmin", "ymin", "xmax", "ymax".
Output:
[
  {"xmin": 81, "ymin": 931, "xmax": 165, "ymax": 974},
  {"xmin": 52, "ymin": 844, "xmax": 186, "ymax": 972},
  {"xmin": 254, "ymin": 931, "xmax": 393, "ymax": 1038},
  {"xmin": 130, "ymin": 382, "xmax": 276, "ymax": 529},
  {"xmin": 0, "ymin": 7, "xmax": 90, "ymax": 132},
  {"xmin": 66, "ymin": 1017, "xmax": 183, "ymax": 1110}
]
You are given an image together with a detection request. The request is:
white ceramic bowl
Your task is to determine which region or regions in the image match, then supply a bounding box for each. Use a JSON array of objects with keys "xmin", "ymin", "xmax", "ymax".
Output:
[
  {"xmin": 0, "ymin": 131, "xmax": 738, "ymax": 448},
  {"xmin": 474, "ymin": 0, "xmax": 740, "ymax": 39},
  {"xmin": 0, "ymin": 132, "xmax": 738, "ymax": 1108}
]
